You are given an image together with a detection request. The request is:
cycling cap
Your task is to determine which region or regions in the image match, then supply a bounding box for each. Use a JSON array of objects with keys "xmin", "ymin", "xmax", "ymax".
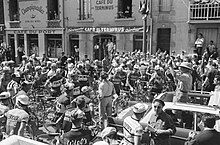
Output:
[
  {"xmin": 21, "ymin": 81, "xmax": 32, "ymax": 86},
  {"xmin": 101, "ymin": 127, "xmax": 117, "ymax": 139},
  {"xmin": 8, "ymin": 60, "xmax": 15, "ymax": 64},
  {"xmin": 133, "ymin": 103, "xmax": 148, "ymax": 114},
  {"xmin": 0, "ymin": 92, "xmax": 10, "ymax": 100},
  {"xmin": 179, "ymin": 62, "xmax": 192, "ymax": 70},
  {"xmin": 81, "ymin": 86, "xmax": 91, "ymax": 93},
  {"xmin": 35, "ymin": 66, "xmax": 42, "ymax": 71},
  {"xmin": 3, "ymin": 66, "xmax": 10, "ymax": 72},
  {"xmin": 100, "ymin": 71, "xmax": 108, "ymax": 79},
  {"xmin": 16, "ymin": 95, "xmax": 29, "ymax": 105},
  {"xmin": 71, "ymin": 108, "xmax": 85, "ymax": 119},
  {"xmin": 67, "ymin": 58, "xmax": 72, "ymax": 61},
  {"xmin": 134, "ymin": 65, "xmax": 139, "ymax": 69},
  {"xmin": 64, "ymin": 82, "xmax": 74, "ymax": 90},
  {"xmin": 51, "ymin": 63, "xmax": 57, "ymax": 68}
]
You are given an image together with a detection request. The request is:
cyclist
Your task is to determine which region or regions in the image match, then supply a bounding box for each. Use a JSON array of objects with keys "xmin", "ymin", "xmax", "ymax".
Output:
[
  {"xmin": 0, "ymin": 67, "xmax": 12, "ymax": 93},
  {"xmin": 126, "ymin": 64, "xmax": 141, "ymax": 92},
  {"xmin": 148, "ymin": 65, "xmax": 166, "ymax": 94},
  {"xmin": 7, "ymin": 73, "xmax": 20, "ymax": 98},
  {"xmin": 78, "ymin": 86, "xmax": 96, "ymax": 126},
  {"xmin": 60, "ymin": 97, "xmax": 91, "ymax": 145},
  {"xmin": 121, "ymin": 103, "xmax": 148, "ymax": 145},
  {"xmin": 110, "ymin": 67, "xmax": 122, "ymax": 96},
  {"xmin": 4, "ymin": 95, "xmax": 29, "ymax": 137},
  {"xmin": 47, "ymin": 63, "xmax": 57, "ymax": 78},
  {"xmin": 44, "ymin": 68, "xmax": 66, "ymax": 97},
  {"xmin": 15, "ymin": 81, "xmax": 32, "ymax": 98},
  {"xmin": 71, "ymin": 74, "xmax": 81, "ymax": 99}
]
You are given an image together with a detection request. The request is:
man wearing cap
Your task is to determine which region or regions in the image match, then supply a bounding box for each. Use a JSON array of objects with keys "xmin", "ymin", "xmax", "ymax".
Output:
[
  {"xmin": 127, "ymin": 64, "xmax": 141, "ymax": 92},
  {"xmin": 148, "ymin": 99, "xmax": 176, "ymax": 145},
  {"xmin": 121, "ymin": 103, "xmax": 148, "ymax": 145},
  {"xmin": 93, "ymin": 127, "xmax": 118, "ymax": 145},
  {"xmin": 169, "ymin": 61, "xmax": 192, "ymax": 103}
]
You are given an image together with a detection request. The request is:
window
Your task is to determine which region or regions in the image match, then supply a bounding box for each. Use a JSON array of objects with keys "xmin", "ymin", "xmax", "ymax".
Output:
[
  {"xmin": 9, "ymin": 0, "xmax": 19, "ymax": 21},
  {"xmin": 165, "ymin": 109, "xmax": 194, "ymax": 129},
  {"xmin": 117, "ymin": 0, "xmax": 132, "ymax": 18},
  {"xmin": 133, "ymin": 35, "xmax": 143, "ymax": 52},
  {"xmin": 159, "ymin": 0, "xmax": 171, "ymax": 12},
  {"xmin": 0, "ymin": 0, "xmax": 4, "ymax": 24},
  {"xmin": 48, "ymin": 0, "xmax": 59, "ymax": 20},
  {"xmin": 46, "ymin": 34, "xmax": 62, "ymax": 58},
  {"xmin": 70, "ymin": 35, "xmax": 79, "ymax": 56},
  {"xmin": 79, "ymin": 0, "xmax": 92, "ymax": 20}
]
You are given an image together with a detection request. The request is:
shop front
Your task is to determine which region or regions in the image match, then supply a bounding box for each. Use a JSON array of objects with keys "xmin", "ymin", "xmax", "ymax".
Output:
[
  {"xmin": 68, "ymin": 26, "xmax": 144, "ymax": 60},
  {"xmin": 5, "ymin": 28, "xmax": 64, "ymax": 63}
]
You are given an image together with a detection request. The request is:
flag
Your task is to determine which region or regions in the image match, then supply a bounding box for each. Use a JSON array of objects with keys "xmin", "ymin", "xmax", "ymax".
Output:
[{"xmin": 139, "ymin": 0, "xmax": 150, "ymax": 15}]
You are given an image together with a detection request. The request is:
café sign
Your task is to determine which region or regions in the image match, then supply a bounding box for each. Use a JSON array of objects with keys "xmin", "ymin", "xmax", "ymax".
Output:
[
  {"xmin": 95, "ymin": 0, "xmax": 114, "ymax": 10},
  {"xmin": 14, "ymin": 30, "xmax": 56, "ymax": 34},
  {"xmin": 69, "ymin": 26, "xmax": 143, "ymax": 33}
]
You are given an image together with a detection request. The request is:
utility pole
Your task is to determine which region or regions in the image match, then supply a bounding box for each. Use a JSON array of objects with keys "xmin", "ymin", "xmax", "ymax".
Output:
[{"xmin": 139, "ymin": 0, "xmax": 149, "ymax": 56}]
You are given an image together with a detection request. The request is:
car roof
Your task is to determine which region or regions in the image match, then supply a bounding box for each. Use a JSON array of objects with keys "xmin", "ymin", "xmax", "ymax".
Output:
[{"xmin": 164, "ymin": 102, "xmax": 220, "ymax": 115}]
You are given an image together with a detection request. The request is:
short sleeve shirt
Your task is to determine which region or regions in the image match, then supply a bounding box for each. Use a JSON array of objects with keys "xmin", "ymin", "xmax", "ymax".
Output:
[{"xmin": 5, "ymin": 108, "xmax": 29, "ymax": 135}]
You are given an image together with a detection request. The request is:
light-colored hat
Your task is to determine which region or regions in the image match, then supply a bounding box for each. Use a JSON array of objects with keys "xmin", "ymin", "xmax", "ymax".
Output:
[
  {"xmin": 0, "ymin": 92, "xmax": 10, "ymax": 100},
  {"xmin": 16, "ymin": 95, "xmax": 29, "ymax": 105},
  {"xmin": 81, "ymin": 86, "xmax": 91, "ymax": 93},
  {"xmin": 93, "ymin": 141, "xmax": 109, "ymax": 145},
  {"xmin": 179, "ymin": 62, "xmax": 192, "ymax": 70},
  {"xmin": 101, "ymin": 127, "xmax": 117, "ymax": 139},
  {"xmin": 133, "ymin": 103, "xmax": 148, "ymax": 114}
]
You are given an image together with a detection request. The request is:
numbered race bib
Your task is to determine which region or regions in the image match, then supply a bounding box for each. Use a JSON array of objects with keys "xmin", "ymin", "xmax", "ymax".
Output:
[
  {"xmin": 52, "ymin": 79, "xmax": 62, "ymax": 87},
  {"xmin": 78, "ymin": 75, "xmax": 89, "ymax": 81}
]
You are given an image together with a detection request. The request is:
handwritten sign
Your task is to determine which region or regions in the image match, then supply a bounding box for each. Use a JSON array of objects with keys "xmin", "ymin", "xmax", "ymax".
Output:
[{"xmin": 95, "ymin": 0, "xmax": 114, "ymax": 10}]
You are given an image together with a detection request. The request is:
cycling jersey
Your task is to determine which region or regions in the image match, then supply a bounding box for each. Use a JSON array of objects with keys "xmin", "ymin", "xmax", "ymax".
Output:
[
  {"xmin": 7, "ymin": 80, "xmax": 18, "ymax": 97},
  {"xmin": 56, "ymin": 93, "xmax": 70, "ymax": 114},
  {"xmin": 48, "ymin": 75, "xmax": 65, "ymax": 95},
  {"xmin": 72, "ymin": 81, "xmax": 81, "ymax": 98},
  {"xmin": 122, "ymin": 116, "xmax": 144, "ymax": 145},
  {"xmin": 5, "ymin": 108, "xmax": 29, "ymax": 136},
  {"xmin": 128, "ymin": 71, "xmax": 141, "ymax": 88}
]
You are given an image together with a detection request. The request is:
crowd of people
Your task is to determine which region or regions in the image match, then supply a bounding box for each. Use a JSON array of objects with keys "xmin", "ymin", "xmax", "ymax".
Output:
[{"xmin": 0, "ymin": 44, "xmax": 220, "ymax": 145}]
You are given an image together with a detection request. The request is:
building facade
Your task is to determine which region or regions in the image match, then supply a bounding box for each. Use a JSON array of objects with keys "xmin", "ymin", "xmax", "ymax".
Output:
[
  {"xmin": 3, "ymin": 0, "xmax": 219, "ymax": 61},
  {"xmin": 0, "ymin": 0, "xmax": 5, "ymax": 42},
  {"xmin": 64, "ymin": 0, "xmax": 152, "ymax": 60},
  {"xmin": 3, "ymin": 0, "xmax": 65, "ymax": 62}
]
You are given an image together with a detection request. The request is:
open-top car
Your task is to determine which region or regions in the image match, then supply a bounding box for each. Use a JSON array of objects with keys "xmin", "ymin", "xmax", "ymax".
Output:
[{"xmin": 108, "ymin": 91, "xmax": 220, "ymax": 145}]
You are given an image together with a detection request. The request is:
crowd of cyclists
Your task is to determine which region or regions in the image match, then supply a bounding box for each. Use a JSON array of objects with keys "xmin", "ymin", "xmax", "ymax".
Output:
[{"xmin": 0, "ymin": 47, "xmax": 219, "ymax": 144}]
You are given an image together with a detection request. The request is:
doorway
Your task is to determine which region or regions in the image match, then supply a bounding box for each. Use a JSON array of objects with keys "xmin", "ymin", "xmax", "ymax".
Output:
[
  {"xmin": 157, "ymin": 28, "xmax": 171, "ymax": 54},
  {"xmin": 27, "ymin": 34, "xmax": 38, "ymax": 56},
  {"xmin": 93, "ymin": 34, "xmax": 116, "ymax": 60}
]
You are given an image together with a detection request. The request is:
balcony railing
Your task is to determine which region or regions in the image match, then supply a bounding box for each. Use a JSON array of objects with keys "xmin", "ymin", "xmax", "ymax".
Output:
[
  {"xmin": 189, "ymin": 3, "xmax": 220, "ymax": 21},
  {"xmin": 9, "ymin": 21, "xmax": 20, "ymax": 28},
  {"xmin": 47, "ymin": 20, "xmax": 61, "ymax": 28}
]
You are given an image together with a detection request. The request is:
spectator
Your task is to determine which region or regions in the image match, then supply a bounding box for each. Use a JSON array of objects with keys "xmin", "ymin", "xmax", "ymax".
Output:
[
  {"xmin": 195, "ymin": 33, "xmax": 205, "ymax": 60},
  {"xmin": 185, "ymin": 114, "xmax": 220, "ymax": 145}
]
